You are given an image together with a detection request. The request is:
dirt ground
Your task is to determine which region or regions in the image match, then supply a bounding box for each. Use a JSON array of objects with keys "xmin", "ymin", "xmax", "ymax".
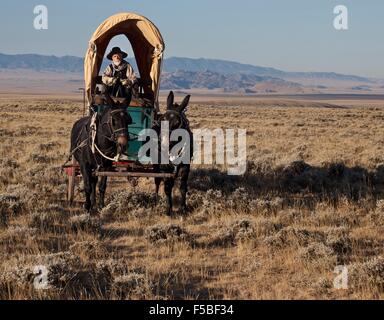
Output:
[{"xmin": 1, "ymin": 93, "xmax": 384, "ymax": 299}]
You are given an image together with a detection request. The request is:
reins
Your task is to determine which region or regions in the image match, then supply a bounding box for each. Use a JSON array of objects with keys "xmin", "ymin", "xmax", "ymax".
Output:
[
  {"xmin": 90, "ymin": 110, "xmax": 127, "ymax": 162},
  {"xmin": 63, "ymin": 109, "xmax": 128, "ymax": 167}
]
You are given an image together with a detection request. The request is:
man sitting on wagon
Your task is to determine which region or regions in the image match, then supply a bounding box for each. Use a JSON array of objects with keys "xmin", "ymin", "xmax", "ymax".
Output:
[{"xmin": 102, "ymin": 47, "xmax": 139, "ymax": 99}]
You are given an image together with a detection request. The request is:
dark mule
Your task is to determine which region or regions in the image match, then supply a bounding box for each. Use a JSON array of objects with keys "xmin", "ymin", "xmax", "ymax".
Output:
[
  {"xmin": 153, "ymin": 91, "xmax": 193, "ymax": 215},
  {"xmin": 70, "ymin": 98, "xmax": 132, "ymax": 212}
]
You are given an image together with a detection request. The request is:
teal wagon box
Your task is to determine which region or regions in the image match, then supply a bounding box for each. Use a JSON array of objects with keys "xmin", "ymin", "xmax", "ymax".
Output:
[
  {"xmin": 94, "ymin": 104, "xmax": 154, "ymax": 163},
  {"xmin": 126, "ymin": 106, "xmax": 154, "ymax": 162}
]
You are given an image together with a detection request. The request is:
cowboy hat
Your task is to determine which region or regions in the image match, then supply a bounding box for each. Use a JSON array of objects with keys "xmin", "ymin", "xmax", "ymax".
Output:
[{"xmin": 107, "ymin": 47, "xmax": 128, "ymax": 60}]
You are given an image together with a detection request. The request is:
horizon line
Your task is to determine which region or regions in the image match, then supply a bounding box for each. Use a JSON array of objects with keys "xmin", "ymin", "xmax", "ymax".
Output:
[{"xmin": 0, "ymin": 51, "xmax": 382, "ymax": 80}]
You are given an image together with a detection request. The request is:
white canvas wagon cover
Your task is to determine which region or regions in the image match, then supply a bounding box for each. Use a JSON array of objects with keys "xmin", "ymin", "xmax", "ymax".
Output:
[{"xmin": 84, "ymin": 12, "xmax": 165, "ymax": 108}]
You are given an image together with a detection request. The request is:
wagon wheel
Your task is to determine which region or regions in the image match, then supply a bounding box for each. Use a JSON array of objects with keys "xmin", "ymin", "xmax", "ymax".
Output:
[{"xmin": 67, "ymin": 157, "xmax": 77, "ymax": 205}]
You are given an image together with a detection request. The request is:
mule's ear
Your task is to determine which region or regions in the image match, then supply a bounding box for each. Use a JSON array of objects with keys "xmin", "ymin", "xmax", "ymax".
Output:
[
  {"xmin": 123, "ymin": 90, "xmax": 132, "ymax": 107},
  {"xmin": 178, "ymin": 95, "xmax": 191, "ymax": 112},
  {"xmin": 167, "ymin": 91, "xmax": 174, "ymax": 110},
  {"xmin": 104, "ymin": 91, "xmax": 116, "ymax": 108}
]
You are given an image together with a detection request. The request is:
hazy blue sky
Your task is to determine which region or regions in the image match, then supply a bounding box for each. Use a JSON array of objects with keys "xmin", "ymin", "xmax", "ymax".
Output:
[{"xmin": 0, "ymin": 0, "xmax": 383, "ymax": 77}]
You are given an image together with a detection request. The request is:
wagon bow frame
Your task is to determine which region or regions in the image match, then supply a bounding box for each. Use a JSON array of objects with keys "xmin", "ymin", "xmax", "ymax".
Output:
[{"xmin": 84, "ymin": 12, "xmax": 165, "ymax": 112}]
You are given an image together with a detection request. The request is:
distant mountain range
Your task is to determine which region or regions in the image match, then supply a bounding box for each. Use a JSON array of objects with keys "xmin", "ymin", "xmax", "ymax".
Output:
[
  {"xmin": 161, "ymin": 69, "xmax": 303, "ymax": 93},
  {"xmin": 0, "ymin": 53, "xmax": 83, "ymax": 73},
  {"xmin": 0, "ymin": 53, "xmax": 381, "ymax": 94},
  {"xmin": 163, "ymin": 57, "xmax": 372, "ymax": 83}
]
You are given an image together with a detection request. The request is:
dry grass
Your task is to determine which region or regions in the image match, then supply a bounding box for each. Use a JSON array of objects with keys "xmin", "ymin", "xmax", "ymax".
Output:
[{"xmin": 1, "ymin": 94, "xmax": 384, "ymax": 299}]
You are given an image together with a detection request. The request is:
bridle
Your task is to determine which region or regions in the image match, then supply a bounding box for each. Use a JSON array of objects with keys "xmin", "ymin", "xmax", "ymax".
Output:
[
  {"xmin": 158, "ymin": 109, "xmax": 184, "ymax": 130},
  {"xmin": 155, "ymin": 109, "xmax": 191, "ymax": 166},
  {"xmin": 88, "ymin": 108, "xmax": 130, "ymax": 163},
  {"xmin": 99, "ymin": 108, "xmax": 129, "ymax": 142}
]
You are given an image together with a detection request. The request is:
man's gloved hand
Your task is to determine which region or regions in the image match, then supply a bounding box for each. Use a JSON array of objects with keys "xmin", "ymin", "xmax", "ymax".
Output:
[
  {"xmin": 111, "ymin": 77, "xmax": 119, "ymax": 86},
  {"xmin": 121, "ymin": 79, "xmax": 130, "ymax": 87}
]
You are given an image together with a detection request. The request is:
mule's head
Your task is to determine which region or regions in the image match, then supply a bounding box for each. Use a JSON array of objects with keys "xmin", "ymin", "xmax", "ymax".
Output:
[
  {"xmin": 102, "ymin": 107, "xmax": 132, "ymax": 149},
  {"xmin": 160, "ymin": 91, "xmax": 190, "ymax": 131}
]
